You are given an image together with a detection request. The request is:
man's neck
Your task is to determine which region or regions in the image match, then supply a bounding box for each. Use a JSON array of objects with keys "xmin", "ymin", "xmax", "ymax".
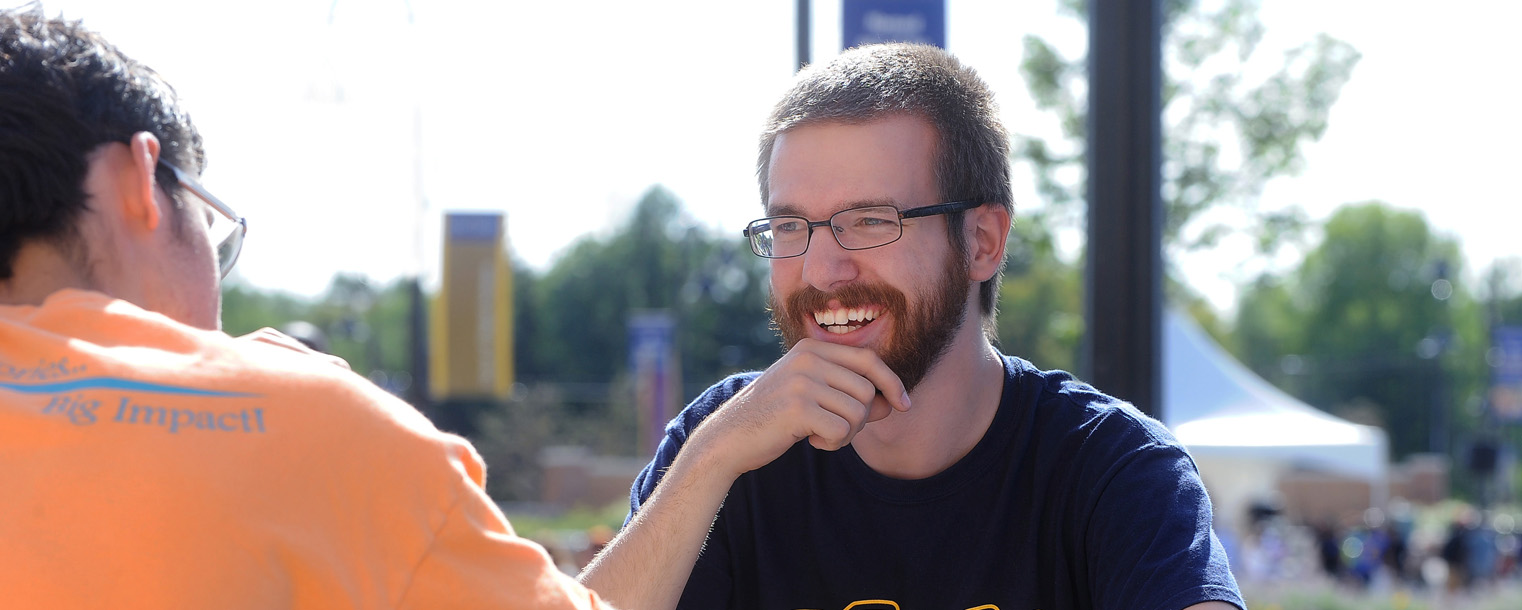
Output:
[
  {"xmin": 850, "ymin": 321, "xmax": 1006, "ymax": 480},
  {"xmin": 0, "ymin": 242, "xmax": 92, "ymax": 307}
]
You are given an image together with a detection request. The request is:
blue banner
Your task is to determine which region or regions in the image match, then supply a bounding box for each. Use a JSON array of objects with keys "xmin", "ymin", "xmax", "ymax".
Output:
[
  {"xmin": 446, "ymin": 213, "xmax": 502, "ymax": 242},
  {"xmin": 1490, "ymin": 326, "xmax": 1522, "ymax": 422},
  {"xmin": 843, "ymin": 0, "xmax": 946, "ymax": 50},
  {"xmin": 629, "ymin": 311, "xmax": 679, "ymax": 456}
]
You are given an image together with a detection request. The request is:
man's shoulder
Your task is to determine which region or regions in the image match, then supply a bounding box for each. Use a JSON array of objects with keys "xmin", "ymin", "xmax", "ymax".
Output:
[
  {"xmin": 999, "ymin": 353, "xmax": 1181, "ymax": 453},
  {"xmin": 6, "ymin": 289, "xmax": 442, "ymax": 445}
]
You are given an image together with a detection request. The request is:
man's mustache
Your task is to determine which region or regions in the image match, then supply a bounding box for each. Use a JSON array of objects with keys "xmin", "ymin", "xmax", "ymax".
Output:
[{"xmin": 782, "ymin": 283, "xmax": 909, "ymax": 320}]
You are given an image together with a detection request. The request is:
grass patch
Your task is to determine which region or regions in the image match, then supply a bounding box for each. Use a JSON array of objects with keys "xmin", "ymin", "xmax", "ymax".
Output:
[{"xmin": 505, "ymin": 501, "xmax": 627, "ymax": 541}]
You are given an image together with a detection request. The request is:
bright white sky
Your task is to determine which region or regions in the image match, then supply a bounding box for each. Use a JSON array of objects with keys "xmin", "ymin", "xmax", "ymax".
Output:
[{"xmin": 13, "ymin": 0, "xmax": 1521, "ymax": 313}]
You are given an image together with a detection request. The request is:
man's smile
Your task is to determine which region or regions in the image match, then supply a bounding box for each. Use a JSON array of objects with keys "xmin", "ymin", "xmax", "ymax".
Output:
[{"xmin": 812, "ymin": 306, "xmax": 883, "ymax": 335}]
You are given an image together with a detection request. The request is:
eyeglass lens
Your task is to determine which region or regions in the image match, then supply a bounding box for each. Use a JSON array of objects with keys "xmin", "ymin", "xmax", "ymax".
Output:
[
  {"xmin": 215, "ymin": 223, "xmax": 244, "ymax": 277},
  {"xmin": 748, "ymin": 205, "xmax": 903, "ymax": 258}
]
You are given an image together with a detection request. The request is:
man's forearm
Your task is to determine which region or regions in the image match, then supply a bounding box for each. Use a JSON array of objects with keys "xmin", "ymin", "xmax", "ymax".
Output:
[{"xmin": 578, "ymin": 444, "xmax": 735, "ymax": 610}]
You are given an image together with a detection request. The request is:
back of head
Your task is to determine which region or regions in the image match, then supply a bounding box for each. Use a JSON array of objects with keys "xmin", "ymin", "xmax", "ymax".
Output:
[
  {"xmin": 0, "ymin": 5, "xmax": 204, "ymax": 280},
  {"xmin": 757, "ymin": 43, "xmax": 1012, "ymax": 317}
]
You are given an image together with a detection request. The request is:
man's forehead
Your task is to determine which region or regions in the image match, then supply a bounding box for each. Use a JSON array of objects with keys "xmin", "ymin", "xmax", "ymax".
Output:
[
  {"xmin": 764, "ymin": 198, "xmax": 902, "ymax": 218},
  {"xmin": 763, "ymin": 114, "xmax": 939, "ymax": 218}
]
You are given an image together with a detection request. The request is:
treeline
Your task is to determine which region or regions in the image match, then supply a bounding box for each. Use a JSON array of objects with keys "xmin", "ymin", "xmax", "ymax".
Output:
[
  {"xmin": 1232, "ymin": 203, "xmax": 1522, "ymax": 490},
  {"xmin": 225, "ymin": 184, "xmax": 1522, "ymax": 467}
]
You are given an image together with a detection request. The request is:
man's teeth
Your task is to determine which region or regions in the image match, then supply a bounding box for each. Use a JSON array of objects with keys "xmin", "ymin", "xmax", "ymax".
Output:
[{"xmin": 812, "ymin": 307, "xmax": 880, "ymax": 328}]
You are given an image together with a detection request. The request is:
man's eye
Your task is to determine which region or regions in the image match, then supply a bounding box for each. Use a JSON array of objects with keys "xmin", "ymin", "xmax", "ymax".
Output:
[{"xmin": 773, "ymin": 220, "xmax": 804, "ymax": 234}]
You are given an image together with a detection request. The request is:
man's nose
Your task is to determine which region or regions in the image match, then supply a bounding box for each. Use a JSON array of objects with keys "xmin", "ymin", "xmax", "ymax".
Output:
[{"xmin": 800, "ymin": 227, "xmax": 859, "ymax": 291}]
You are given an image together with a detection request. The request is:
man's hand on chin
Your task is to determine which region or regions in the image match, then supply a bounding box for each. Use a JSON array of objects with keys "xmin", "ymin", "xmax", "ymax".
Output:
[{"xmin": 686, "ymin": 338, "xmax": 911, "ymax": 479}]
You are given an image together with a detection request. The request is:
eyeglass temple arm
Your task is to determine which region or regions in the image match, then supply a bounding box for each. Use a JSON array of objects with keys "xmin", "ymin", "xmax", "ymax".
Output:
[{"xmin": 899, "ymin": 200, "xmax": 983, "ymax": 219}]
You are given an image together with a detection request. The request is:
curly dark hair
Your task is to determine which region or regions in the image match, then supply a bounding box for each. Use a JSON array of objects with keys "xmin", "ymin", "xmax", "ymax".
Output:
[
  {"xmin": 0, "ymin": 5, "xmax": 204, "ymax": 279},
  {"xmin": 758, "ymin": 43, "xmax": 1012, "ymax": 321}
]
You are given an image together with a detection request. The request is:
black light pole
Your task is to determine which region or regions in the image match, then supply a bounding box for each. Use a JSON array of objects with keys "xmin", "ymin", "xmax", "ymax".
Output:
[
  {"xmin": 1085, "ymin": 0, "xmax": 1164, "ymax": 418},
  {"xmin": 796, "ymin": 0, "xmax": 810, "ymax": 72}
]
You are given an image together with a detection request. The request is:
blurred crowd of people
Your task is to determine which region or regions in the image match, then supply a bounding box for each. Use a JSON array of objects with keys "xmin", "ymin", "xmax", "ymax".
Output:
[{"xmin": 1228, "ymin": 500, "xmax": 1522, "ymax": 595}]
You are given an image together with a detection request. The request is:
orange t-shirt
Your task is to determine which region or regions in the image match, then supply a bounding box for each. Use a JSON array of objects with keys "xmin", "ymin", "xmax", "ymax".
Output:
[{"xmin": 0, "ymin": 290, "xmax": 612, "ymax": 609}]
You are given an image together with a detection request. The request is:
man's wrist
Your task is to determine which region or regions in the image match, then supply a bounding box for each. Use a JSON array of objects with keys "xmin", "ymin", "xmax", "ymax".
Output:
[{"xmin": 664, "ymin": 425, "xmax": 746, "ymax": 498}]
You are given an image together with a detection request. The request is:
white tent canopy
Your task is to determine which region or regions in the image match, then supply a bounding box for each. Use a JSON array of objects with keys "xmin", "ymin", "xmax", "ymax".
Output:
[{"xmin": 1162, "ymin": 310, "xmax": 1389, "ymax": 531}]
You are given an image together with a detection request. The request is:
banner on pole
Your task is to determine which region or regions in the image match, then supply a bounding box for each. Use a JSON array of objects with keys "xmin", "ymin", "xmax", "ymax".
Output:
[
  {"xmin": 630, "ymin": 311, "xmax": 681, "ymax": 456},
  {"xmin": 842, "ymin": 0, "xmax": 946, "ymax": 50},
  {"xmin": 1490, "ymin": 326, "xmax": 1522, "ymax": 423}
]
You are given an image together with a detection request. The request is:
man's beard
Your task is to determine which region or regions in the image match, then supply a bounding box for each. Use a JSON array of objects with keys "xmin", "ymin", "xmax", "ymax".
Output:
[{"xmin": 770, "ymin": 254, "xmax": 970, "ymax": 393}]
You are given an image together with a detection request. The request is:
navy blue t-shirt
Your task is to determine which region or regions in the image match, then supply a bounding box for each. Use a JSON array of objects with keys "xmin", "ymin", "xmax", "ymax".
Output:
[{"xmin": 629, "ymin": 355, "xmax": 1245, "ymax": 610}]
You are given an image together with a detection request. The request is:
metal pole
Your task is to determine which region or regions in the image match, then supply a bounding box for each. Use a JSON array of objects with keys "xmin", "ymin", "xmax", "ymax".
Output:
[
  {"xmin": 796, "ymin": 0, "xmax": 811, "ymax": 72},
  {"xmin": 1085, "ymin": 0, "xmax": 1164, "ymax": 418}
]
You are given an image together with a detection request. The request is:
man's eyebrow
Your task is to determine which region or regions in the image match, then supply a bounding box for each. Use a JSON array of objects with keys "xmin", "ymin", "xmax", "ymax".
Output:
[
  {"xmin": 765, "ymin": 203, "xmax": 805, "ymax": 217},
  {"xmin": 765, "ymin": 198, "xmax": 901, "ymax": 218}
]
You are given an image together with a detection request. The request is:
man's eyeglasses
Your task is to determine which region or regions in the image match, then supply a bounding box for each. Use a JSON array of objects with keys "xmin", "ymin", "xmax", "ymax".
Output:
[
  {"xmin": 742, "ymin": 200, "xmax": 983, "ymax": 259},
  {"xmin": 161, "ymin": 162, "xmax": 247, "ymax": 278}
]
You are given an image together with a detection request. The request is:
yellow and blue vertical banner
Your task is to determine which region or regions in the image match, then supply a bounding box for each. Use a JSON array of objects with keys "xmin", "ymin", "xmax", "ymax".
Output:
[{"xmin": 430, "ymin": 212, "xmax": 513, "ymax": 402}]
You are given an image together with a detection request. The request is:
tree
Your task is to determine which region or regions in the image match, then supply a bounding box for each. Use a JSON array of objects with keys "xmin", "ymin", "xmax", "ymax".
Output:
[
  {"xmin": 221, "ymin": 284, "xmax": 312, "ymax": 337},
  {"xmin": 996, "ymin": 218, "xmax": 1083, "ymax": 372},
  {"xmin": 523, "ymin": 186, "xmax": 777, "ymax": 391},
  {"xmin": 993, "ymin": 219, "xmax": 1231, "ymax": 376},
  {"xmin": 1234, "ymin": 202, "xmax": 1486, "ymax": 460},
  {"xmin": 1483, "ymin": 259, "xmax": 1522, "ymax": 325},
  {"xmin": 222, "ymin": 274, "xmax": 414, "ymax": 381},
  {"xmin": 1018, "ymin": 0, "xmax": 1360, "ymax": 276}
]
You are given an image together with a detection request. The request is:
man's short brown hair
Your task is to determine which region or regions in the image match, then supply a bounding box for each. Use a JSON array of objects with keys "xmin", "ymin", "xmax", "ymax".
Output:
[{"xmin": 758, "ymin": 43, "xmax": 1013, "ymax": 323}]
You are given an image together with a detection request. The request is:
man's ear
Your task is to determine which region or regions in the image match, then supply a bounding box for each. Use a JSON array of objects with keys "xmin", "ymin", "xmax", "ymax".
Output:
[
  {"xmin": 966, "ymin": 202, "xmax": 1012, "ymax": 283},
  {"xmin": 123, "ymin": 132, "xmax": 164, "ymax": 232}
]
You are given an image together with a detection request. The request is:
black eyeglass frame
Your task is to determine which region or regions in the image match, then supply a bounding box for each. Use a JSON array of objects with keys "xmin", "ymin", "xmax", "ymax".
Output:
[{"xmin": 742, "ymin": 199, "xmax": 983, "ymax": 259}]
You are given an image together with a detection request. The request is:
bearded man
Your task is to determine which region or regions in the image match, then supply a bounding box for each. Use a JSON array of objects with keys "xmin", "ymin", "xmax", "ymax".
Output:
[{"xmin": 581, "ymin": 43, "xmax": 1245, "ymax": 610}]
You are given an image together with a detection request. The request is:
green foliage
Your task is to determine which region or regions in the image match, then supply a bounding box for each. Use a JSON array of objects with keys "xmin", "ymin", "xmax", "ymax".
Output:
[
  {"xmin": 222, "ymin": 274, "xmax": 414, "ymax": 377},
  {"xmin": 1017, "ymin": 0, "xmax": 1360, "ymax": 262},
  {"xmin": 1485, "ymin": 259, "xmax": 1522, "ymax": 323},
  {"xmin": 1233, "ymin": 203, "xmax": 1487, "ymax": 460},
  {"xmin": 517, "ymin": 186, "xmax": 778, "ymax": 393},
  {"xmin": 504, "ymin": 500, "xmax": 627, "ymax": 542},
  {"xmin": 220, "ymin": 284, "xmax": 310, "ymax": 337},
  {"xmin": 998, "ymin": 0, "xmax": 1359, "ymax": 375},
  {"xmin": 995, "ymin": 213, "xmax": 1083, "ymax": 372}
]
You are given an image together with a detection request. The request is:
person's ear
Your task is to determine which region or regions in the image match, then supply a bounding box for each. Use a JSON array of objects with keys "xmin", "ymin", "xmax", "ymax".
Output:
[
  {"xmin": 966, "ymin": 202, "xmax": 1011, "ymax": 282},
  {"xmin": 123, "ymin": 131, "xmax": 164, "ymax": 233}
]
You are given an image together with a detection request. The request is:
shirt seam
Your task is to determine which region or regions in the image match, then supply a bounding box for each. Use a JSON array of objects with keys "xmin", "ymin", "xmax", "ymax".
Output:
[{"xmin": 391, "ymin": 482, "xmax": 469, "ymax": 610}]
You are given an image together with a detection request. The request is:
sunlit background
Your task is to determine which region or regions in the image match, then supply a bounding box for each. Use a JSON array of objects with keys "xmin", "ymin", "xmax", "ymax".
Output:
[
  {"xmin": 16, "ymin": 0, "xmax": 1520, "ymax": 310},
  {"xmin": 15, "ymin": 1, "xmax": 1522, "ymax": 605}
]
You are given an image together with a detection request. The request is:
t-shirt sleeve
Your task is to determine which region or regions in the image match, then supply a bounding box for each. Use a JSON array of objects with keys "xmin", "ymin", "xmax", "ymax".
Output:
[
  {"xmin": 627, "ymin": 373, "xmax": 758, "ymax": 520},
  {"xmin": 398, "ymin": 441, "xmax": 615, "ymax": 610},
  {"xmin": 1083, "ymin": 438, "xmax": 1245, "ymax": 610}
]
